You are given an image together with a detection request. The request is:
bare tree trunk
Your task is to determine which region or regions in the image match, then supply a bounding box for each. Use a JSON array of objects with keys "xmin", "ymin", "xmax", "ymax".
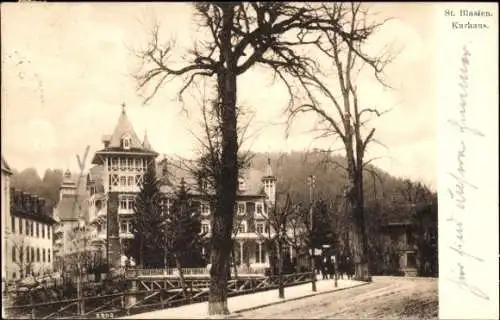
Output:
[
  {"xmin": 278, "ymin": 240, "xmax": 284, "ymax": 299},
  {"xmin": 208, "ymin": 5, "xmax": 238, "ymax": 315}
]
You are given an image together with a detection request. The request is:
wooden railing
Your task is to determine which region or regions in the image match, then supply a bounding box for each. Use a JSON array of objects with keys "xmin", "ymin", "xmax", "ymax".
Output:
[
  {"xmin": 4, "ymin": 272, "xmax": 313, "ymax": 319},
  {"xmin": 129, "ymin": 266, "xmax": 268, "ymax": 278}
]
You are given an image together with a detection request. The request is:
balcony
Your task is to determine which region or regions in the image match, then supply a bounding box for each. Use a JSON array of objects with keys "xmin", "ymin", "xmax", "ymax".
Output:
[
  {"xmin": 119, "ymin": 232, "xmax": 134, "ymax": 240},
  {"xmin": 110, "ymin": 185, "xmax": 140, "ymax": 193},
  {"xmin": 118, "ymin": 208, "xmax": 134, "ymax": 215}
]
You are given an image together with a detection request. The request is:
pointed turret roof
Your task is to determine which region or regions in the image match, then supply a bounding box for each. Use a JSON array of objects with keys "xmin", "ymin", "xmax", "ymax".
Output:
[
  {"xmin": 91, "ymin": 103, "xmax": 158, "ymax": 164},
  {"xmin": 108, "ymin": 103, "xmax": 144, "ymax": 149},
  {"xmin": 262, "ymin": 157, "xmax": 276, "ymax": 180},
  {"xmin": 142, "ymin": 130, "xmax": 151, "ymax": 150}
]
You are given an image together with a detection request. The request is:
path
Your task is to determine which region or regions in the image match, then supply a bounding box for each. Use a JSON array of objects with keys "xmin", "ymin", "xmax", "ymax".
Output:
[{"xmin": 237, "ymin": 276, "xmax": 438, "ymax": 319}]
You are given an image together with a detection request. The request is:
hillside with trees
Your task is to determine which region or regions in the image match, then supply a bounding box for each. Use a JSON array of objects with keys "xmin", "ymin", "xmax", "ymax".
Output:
[{"xmin": 10, "ymin": 168, "xmax": 64, "ymax": 215}]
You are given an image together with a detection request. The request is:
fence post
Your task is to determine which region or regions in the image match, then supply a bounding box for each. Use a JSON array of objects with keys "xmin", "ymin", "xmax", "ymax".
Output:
[
  {"xmin": 29, "ymin": 290, "xmax": 36, "ymax": 320},
  {"xmin": 126, "ymin": 268, "xmax": 137, "ymax": 310}
]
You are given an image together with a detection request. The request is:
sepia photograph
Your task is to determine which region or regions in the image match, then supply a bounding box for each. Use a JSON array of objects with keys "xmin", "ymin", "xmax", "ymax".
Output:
[{"xmin": 1, "ymin": 2, "xmax": 497, "ymax": 319}]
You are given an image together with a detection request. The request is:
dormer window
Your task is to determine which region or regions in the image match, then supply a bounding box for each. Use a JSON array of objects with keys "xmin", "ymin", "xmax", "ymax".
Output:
[{"xmin": 122, "ymin": 135, "xmax": 131, "ymax": 150}]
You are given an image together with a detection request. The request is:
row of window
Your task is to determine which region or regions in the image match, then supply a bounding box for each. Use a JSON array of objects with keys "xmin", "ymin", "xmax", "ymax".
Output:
[
  {"xmin": 117, "ymin": 197, "xmax": 264, "ymax": 217},
  {"xmin": 11, "ymin": 217, "xmax": 51, "ymax": 239},
  {"xmin": 110, "ymin": 174, "xmax": 143, "ymax": 188},
  {"xmin": 12, "ymin": 246, "xmax": 52, "ymax": 264},
  {"xmin": 201, "ymin": 221, "xmax": 268, "ymax": 234},
  {"xmin": 107, "ymin": 157, "xmax": 148, "ymax": 172}
]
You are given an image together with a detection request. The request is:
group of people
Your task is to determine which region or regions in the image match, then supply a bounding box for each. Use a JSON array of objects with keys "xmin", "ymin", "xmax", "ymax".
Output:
[{"xmin": 317, "ymin": 254, "xmax": 355, "ymax": 280}]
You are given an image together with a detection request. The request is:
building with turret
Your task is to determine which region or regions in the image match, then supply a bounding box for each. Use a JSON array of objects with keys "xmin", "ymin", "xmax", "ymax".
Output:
[
  {"xmin": 52, "ymin": 169, "xmax": 88, "ymax": 270},
  {"xmin": 83, "ymin": 104, "xmax": 279, "ymax": 270}
]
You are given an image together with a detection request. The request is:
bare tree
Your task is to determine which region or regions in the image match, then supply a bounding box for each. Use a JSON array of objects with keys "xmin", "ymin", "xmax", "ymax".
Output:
[
  {"xmin": 283, "ymin": 3, "xmax": 395, "ymax": 281},
  {"xmin": 134, "ymin": 3, "xmax": 381, "ymax": 313},
  {"xmin": 8, "ymin": 233, "xmax": 34, "ymax": 279}
]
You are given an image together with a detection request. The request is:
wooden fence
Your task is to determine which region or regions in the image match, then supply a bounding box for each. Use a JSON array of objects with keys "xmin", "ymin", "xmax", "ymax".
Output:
[{"xmin": 3, "ymin": 272, "xmax": 312, "ymax": 319}]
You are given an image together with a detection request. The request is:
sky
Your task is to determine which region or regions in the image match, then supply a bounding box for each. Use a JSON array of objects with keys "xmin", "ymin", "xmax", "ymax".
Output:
[{"xmin": 1, "ymin": 2, "xmax": 437, "ymax": 190}]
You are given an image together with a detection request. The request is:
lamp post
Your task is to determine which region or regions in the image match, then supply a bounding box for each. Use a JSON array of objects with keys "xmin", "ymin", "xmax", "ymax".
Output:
[{"xmin": 307, "ymin": 175, "xmax": 317, "ymax": 292}]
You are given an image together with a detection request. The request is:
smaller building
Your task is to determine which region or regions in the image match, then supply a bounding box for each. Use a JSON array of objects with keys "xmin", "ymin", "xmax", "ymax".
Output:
[
  {"xmin": 7, "ymin": 189, "xmax": 57, "ymax": 280},
  {"xmin": 2, "ymin": 156, "xmax": 13, "ymax": 283},
  {"xmin": 381, "ymin": 200, "xmax": 438, "ymax": 277},
  {"xmin": 52, "ymin": 170, "xmax": 89, "ymax": 271}
]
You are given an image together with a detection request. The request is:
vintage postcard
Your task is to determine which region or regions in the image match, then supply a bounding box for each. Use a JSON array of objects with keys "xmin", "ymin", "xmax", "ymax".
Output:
[{"xmin": 1, "ymin": 2, "xmax": 498, "ymax": 319}]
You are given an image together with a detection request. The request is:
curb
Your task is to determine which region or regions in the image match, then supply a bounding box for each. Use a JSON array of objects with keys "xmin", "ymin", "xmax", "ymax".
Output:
[{"xmin": 229, "ymin": 281, "xmax": 372, "ymax": 316}]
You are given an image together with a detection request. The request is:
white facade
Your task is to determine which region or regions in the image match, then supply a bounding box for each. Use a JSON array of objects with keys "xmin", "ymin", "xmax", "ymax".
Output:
[{"xmin": 7, "ymin": 217, "xmax": 54, "ymax": 279}]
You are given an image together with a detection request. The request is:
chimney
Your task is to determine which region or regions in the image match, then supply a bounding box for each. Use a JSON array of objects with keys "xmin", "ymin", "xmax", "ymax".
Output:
[
  {"xmin": 32, "ymin": 195, "xmax": 39, "ymax": 214},
  {"xmin": 38, "ymin": 198, "xmax": 46, "ymax": 216},
  {"xmin": 22, "ymin": 192, "xmax": 31, "ymax": 212},
  {"xmin": 102, "ymin": 135, "xmax": 111, "ymax": 148}
]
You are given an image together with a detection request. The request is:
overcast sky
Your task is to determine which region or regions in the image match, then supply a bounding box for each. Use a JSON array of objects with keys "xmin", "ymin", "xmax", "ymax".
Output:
[{"xmin": 1, "ymin": 2, "xmax": 436, "ymax": 189}]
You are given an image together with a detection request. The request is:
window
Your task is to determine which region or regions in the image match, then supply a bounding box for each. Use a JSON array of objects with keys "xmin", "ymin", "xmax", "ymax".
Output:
[
  {"xmin": 120, "ymin": 176, "xmax": 127, "ymax": 186},
  {"xmin": 119, "ymin": 195, "xmax": 135, "ymax": 211},
  {"xmin": 37, "ymin": 248, "xmax": 40, "ymax": 262},
  {"xmin": 202, "ymin": 223, "xmax": 210, "ymax": 234},
  {"xmin": 11, "ymin": 216, "xmax": 15, "ymax": 233},
  {"xmin": 31, "ymin": 247, "xmax": 35, "ymax": 262},
  {"xmin": 111, "ymin": 158, "xmax": 119, "ymax": 170},
  {"xmin": 237, "ymin": 221, "xmax": 247, "ymax": 233},
  {"xmin": 19, "ymin": 218, "xmax": 23, "ymax": 235},
  {"xmin": 127, "ymin": 176, "xmax": 134, "ymax": 186},
  {"xmin": 238, "ymin": 178, "xmax": 246, "ymax": 191},
  {"xmin": 256, "ymin": 223, "xmax": 264, "ymax": 234},
  {"xmin": 48, "ymin": 249, "xmax": 51, "ymax": 262},
  {"xmin": 237, "ymin": 203, "xmax": 246, "ymax": 215},
  {"xmin": 19, "ymin": 247, "xmax": 23, "ymax": 263},
  {"xmin": 31, "ymin": 222, "xmax": 34, "ymax": 237},
  {"xmin": 43, "ymin": 249, "xmax": 46, "ymax": 262},
  {"xmin": 127, "ymin": 159, "xmax": 134, "ymax": 171},
  {"xmin": 123, "ymin": 136, "xmax": 131, "ymax": 150},
  {"xmin": 255, "ymin": 243, "xmax": 265, "ymax": 263},
  {"xmin": 42, "ymin": 224, "xmax": 45, "ymax": 238},
  {"xmin": 120, "ymin": 221, "xmax": 128, "ymax": 233},
  {"xmin": 25, "ymin": 220, "xmax": 29, "ymax": 236},
  {"xmin": 36, "ymin": 223, "xmax": 39, "ymax": 238},
  {"xmin": 256, "ymin": 203, "xmax": 263, "ymax": 214},
  {"xmin": 120, "ymin": 220, "xmax": 133, "ymax": 233},
  {"xmin": 12, "ymin": 246, "xmax": 16, "ymax": 262},
  {"xmin": 200, "ymin": 203, "xmax": 210, "ymax": 216},
  {"xmin": 12, "ymin": 272, "xmax": 16, "ymax": 280},
  {"xmin": 48, "ymin": 226, "xmax": 51, "ymax": 239}
]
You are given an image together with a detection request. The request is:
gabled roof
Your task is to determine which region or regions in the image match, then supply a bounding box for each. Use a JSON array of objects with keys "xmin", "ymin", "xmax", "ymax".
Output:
[
  {"xmin": 1, "ymin": 156, "xmax": 13, "ymax": 175},
  {"xmin": 53, "ymin": 194, "xmax": 89, "ymax": 222},
  {"xmin": 262, "ymin": 158, "xmax": 276, "ymax": 180}
]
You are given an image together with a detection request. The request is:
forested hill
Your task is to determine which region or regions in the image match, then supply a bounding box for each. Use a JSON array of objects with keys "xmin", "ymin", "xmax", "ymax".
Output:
[
  {"xmin": 249, "ymin": 151, "xmax": 433, "ymax": 203},
  {"xmin": 9, "ymin": 151, "xmax": 433, "ymax": 217},
  {"xmin": 10, "ymin": 168, "xmax": 64, "ymax": 215}
]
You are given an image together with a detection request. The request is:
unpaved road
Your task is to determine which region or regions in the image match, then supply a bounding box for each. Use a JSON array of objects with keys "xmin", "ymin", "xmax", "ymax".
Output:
[{"xmin": 236, "ymin": 276, "xmax": 438, "ymax": 319}]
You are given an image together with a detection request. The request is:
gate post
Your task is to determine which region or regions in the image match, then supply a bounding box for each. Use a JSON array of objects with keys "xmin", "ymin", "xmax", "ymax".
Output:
[{"xmin": 126, "ymin": 268, "xmax": 137, "ymax": 309}]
